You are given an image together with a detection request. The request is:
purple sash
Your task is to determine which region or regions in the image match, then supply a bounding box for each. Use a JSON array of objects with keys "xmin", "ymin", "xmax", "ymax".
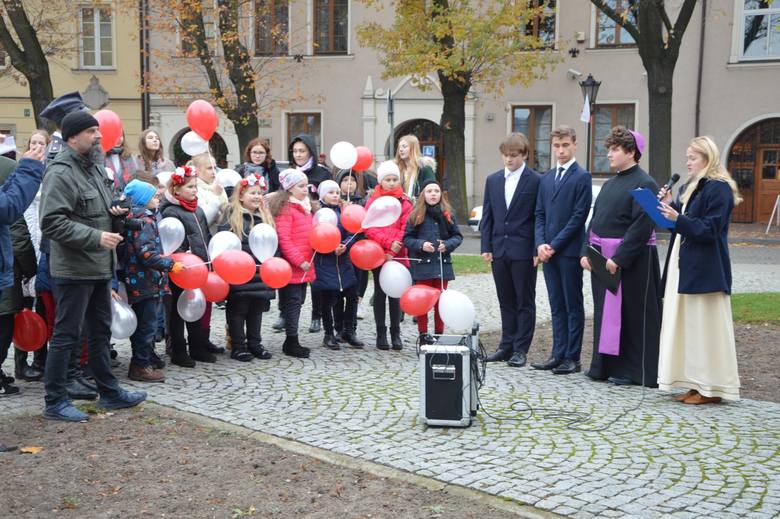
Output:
[{"xmin": 589, "ymin": 231, "xmax": 656, "ymax": 356}]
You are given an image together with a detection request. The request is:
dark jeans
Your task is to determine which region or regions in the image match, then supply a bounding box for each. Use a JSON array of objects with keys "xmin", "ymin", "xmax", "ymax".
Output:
[
  {"xmin": 371, "ymin": 267, "xmax": 401, "ymax": 332},
  {"xmin": 356, "ymin": 268, "xmax": 369, "ymax": 298},
  {"xmin": 0, "ymin": 313, "xmax": 13, "ymax": 370},
  {"xmin": 279, "ymin": 283, "xmax": 307, "ymax": 336},
  {"xmin": 491, "ymin": 257, "xmax": 537, "ymax": 355},
  {"xmin": 44, "ymin": 280, "xmax": 121, "ymax": 406},
  {"xmin": 156, "ymin": 298, "xmax": 166, "ymax": 334},
  {"xmin": 130, "ymin": 297, "xmax": 159, "ymax": 367},
  {"xmin": 322, "ymin": 286, "xmax": 358, "ymax": 336},
  {"xmin": 226, "ymin": 296, "xmax": 268, "ymax": 349},
  {"xmin": 310, "ymin": 285, "xmax": 322, "ymax": 320}
]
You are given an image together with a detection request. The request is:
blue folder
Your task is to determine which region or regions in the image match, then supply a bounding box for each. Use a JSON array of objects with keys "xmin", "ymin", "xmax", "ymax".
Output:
[{"xmin": 630, "ymin": 188, "xmax": 675, "ymax": 229}]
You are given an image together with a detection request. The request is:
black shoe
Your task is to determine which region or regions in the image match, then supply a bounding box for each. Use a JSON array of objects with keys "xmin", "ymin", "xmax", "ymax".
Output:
[
  {"xmin": 0, "ymin": 372, "xmax": 20, "ymax": 396},
  {"xmin": 150, "ymin": 350, "xmax": 166, "ymax": 369},
  {"xmin": 66, "ymin": 379, "xmax": 98, "ymax": 400},
  {"xmin": 391, "ymin": 329, "xmax": 403, "ymax": 351},
  {"xmin": 309, "ymin": 319, "xmax": 322, "ymax": 333},
  {"xmin": 110, "ymin": 346, "xmax": 118, "ymax": 359},
  {"xmin": 190, "ymin": 348, "xmax": 216, "ymax": 363},
  {"xmin": 507, "ymin": 352, "xmax": 527, "ymax": 367},
  {"xmin": 323, "ymin": 334, "xmax": 340, "ymax": 350},
  {"xmin": 485, "ymin": 349, "xmax": 511, "ymax": 362},
  {"xmin": 171, "ymin": 351, "xmax": 196, "ymax": 368},
  {"xmin": 272, "ymin": 317, "xmax": 285, "ymax": 332},
  {"xmin": 376, "ymin": 327, "xmax": 390, "ymax": 350},
  {"xmin": 607, "ymin": 376, "xmax": 635, "ymax": 386},
  {"xmin": 206, "ymin": 341, "xmax": 226, "ymax": 354},
  {"xmin": 341, "ymin": 331, "xmax": 365, "ymax": 349},
  {"xmin": 531, "ymin": 357, "xmax": 561, "ymax": 371},
  {"xmin": 248, "ymin": 344, "xmax": 272, "ymax": 360},
  {"xmin": 282, "ymin": 336, "xmax": 310, "ymax": 358},
  {"xmin": 418, "ymin": 333, "xmax": 435, "ymax": 345},
  {"xmin": 16, "ymin": 364, "xmax": 44, "ymax": 382},
  {"xmin": 76, "ymin": 376, "xmax": 98, "ymax": 392},
  {"xmin": 552, "ymin": 359, "xmax": 581, "ymax": 375}
]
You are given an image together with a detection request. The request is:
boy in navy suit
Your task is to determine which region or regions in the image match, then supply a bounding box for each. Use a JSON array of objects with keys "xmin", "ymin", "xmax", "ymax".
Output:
[
  {"xmin": 480, "ymin": 133, "xmax": 540, "ymax": 367},
  {"xmin": 532, "ymin": 126, "xmax": 592, "ymax": 374}
]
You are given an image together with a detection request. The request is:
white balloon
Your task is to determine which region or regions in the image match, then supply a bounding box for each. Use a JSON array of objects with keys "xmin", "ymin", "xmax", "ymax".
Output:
[
  {"xmin": 379, "ymin": 260, "xmax": 412, "ymax": 298},
  {"xmin": 158, "ymin": 217, "xmax": 185, "ymax": 256},
  {"xmin": 248, "ymin": 223, "xmax": 277, "ymax": 262},
  {"xmin": 329, "ymin": 141, "xmax": 358, "ymax": 170},
  {"xmin": 201, "ymin": 201, "xmax": 220, "ymax": 225},
  {"xmin": 110, "ymin": 298, "xmax": 137, "ymax": 339},
  {"xmin": 157, "ymin": 170, "xmax": 173, "ymax": 188},
  {"xmin": 438, "ymin": 289, "xmax": 476, "ymax": 333},
  {"xmin": 216, "ymin": 168, "xmax": 242, "ymax": 188},
  {"xmin": 313, "ymin": 207, "xmax": 338, "ymax": 226},
  {"xmin": 208, "ymin": 230, "xmax": 242, "ymax": 259},
  {"xmin": 177, "ymin": 288, "xmax": 206, "ymax": 322},
  {"xmin": 362, "ymin": 196, "xmax": 402, "ymax": 229},
  {"xmin": 181, "ymin": 130, "xmax": 209, "ymax": 156}
]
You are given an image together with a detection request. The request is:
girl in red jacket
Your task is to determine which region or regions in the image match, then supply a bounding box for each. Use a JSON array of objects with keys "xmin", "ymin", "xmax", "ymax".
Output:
[
  {"xmin": 269, "ymin": 168, "xmax": 316, "ymax": 358},
  {"xmin": 364, "ymin": 161, "xmax": 413, "ymax": 350}
]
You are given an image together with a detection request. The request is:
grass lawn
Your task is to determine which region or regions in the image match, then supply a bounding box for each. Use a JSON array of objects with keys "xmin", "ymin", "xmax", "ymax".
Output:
[
  {"xmin": 452, "ymin": 254, "xmax": 493, "ymax": 275},
  {"xmin": 731, "ymin": 292, "xmax": 780, "ymax": 325}
]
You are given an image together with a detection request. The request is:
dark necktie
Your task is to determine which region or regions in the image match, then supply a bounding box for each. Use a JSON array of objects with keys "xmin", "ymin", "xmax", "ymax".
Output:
[{"xmin": 555, "ymin": 166, "xmax": 564, "ymax": 188}]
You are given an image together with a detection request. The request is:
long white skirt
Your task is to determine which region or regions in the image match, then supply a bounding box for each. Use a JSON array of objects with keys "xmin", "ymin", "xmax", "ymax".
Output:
[{"xmin": 657, "ymin": 234, "xmax": 741, "ymax": 400}]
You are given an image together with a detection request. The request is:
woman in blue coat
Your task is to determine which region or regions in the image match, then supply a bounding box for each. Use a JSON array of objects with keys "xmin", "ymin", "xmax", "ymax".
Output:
[{"xmin": 657, "ymin": 136, "xmax": 742, "ymax": 405}]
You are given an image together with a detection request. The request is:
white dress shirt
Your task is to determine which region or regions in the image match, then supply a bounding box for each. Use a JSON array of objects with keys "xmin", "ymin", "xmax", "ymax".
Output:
[
  {"xmin": 504, "ymin": 163, "xmax": 525, "ymax": 208},
  {"xmin": 555, "ymin": 157, "xmax": 577, "ymax": 182}
]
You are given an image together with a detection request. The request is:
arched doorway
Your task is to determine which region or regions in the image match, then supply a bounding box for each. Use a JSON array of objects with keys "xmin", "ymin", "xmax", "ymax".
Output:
[
  {"xmin": 389, "ymin": 119, "xmax": 445, "ymax": 184},
  {"xmin": 727, "ymin": 118, "xmax": 780, "ymax": 223},
  {"xmin": 170, "ymin": 128, "xmax": 229, "ymax": 168}
]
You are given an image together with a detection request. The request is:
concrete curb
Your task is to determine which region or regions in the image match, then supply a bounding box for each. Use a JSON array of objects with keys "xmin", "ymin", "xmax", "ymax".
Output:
[{"xmin": 144, "ymin": 402, "xmax": 563, "ymax": 519}]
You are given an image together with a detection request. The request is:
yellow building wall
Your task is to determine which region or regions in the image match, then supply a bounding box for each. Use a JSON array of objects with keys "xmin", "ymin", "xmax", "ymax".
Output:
[{"xmin": 0, "ymin": 2, "xmax": 141, "ymax": 151}]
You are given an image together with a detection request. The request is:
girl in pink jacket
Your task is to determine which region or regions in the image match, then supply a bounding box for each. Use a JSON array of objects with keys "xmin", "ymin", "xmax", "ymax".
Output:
[
  {"xmin": 364, "ymin": 161, "xmax": 413, "ymax": 351},
  {"xmin": 269, "ymin": 169, "xmax": 316, "ymax": 358}
]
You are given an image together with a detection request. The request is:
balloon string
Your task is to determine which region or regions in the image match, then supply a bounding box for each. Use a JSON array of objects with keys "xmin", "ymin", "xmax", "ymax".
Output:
[
  {"xmin": 185, "ymin": 260, "xmax": 213, "ymax": 268},
  {"xmin": 387, "ymin": 257, "xmax": 422, "ymax": 262},
  {"xmin": 299, "ymin": 251, "xmax": 317, "ymax": 283}
]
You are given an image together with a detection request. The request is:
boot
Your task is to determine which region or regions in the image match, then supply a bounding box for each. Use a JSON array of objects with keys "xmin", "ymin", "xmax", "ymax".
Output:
[
  {"xmin": 391, "ymin": 328, "xmax": 403, "ymax": 351},
  {"xmin": 188, "ymin": 329, "xmax": 216, "ymax": 363},
  {"xmin": 282, "ymin": 336, "xmax": 310, "ymax": 358},
  {"xmin": 170, "ymin": 343, "xmax": 196, "ymax": 368},
  {"xmin": 205, "ymin": 339, "xmax": 226, "ymax": 354},
  {"xmin": 322, "ymin": 334, "xmax": 340, "ymax": 350},
  {"xmin": 32, "ymin": 346, "xmax": 47, "ymax": 372},
  {"xmin": 418, "ymin": 333, "xmax": 435, "ymax": 346},
  {"xmin": 15, "ymin": 350, "xmax": 44, "ymax": 381},
  {"xmin": 376, "ymin": 327, "xmax": 390, "ymax": 350},
  {"xmin": 128, "ymin": 364, "xmax": 165, "ymax": 383},
  {"xmin": 0, "ymin": 371, "xmax": 20, "ymax": 396},
  {"xmin": 308, "ymin": 318, "xmax": 321, "ymax": 333},
  {"xmin": 341, "ymin": 330, "xmax": 365, "ymax": 349}
]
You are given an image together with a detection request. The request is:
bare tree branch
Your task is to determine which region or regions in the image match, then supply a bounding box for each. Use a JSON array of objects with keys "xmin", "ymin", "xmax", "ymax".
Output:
[{"xmin": 591, "ymin": 0, "xmax": 640, "ymax": 42}]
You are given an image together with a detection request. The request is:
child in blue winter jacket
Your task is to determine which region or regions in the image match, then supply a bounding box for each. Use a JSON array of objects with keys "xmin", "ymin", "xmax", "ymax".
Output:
[
  {"xmin": 121, "ymin": 179, "xmax": 183, "ymax": 382},
  {"xmin": 313, "ymin": 180, "xmax": 364, "ymax": 349}
]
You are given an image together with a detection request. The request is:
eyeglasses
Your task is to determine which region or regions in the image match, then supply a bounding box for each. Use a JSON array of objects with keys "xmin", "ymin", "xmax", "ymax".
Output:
[{"xmin": 250, "ymin": 150, "xmax": 267, "ymax": 155}]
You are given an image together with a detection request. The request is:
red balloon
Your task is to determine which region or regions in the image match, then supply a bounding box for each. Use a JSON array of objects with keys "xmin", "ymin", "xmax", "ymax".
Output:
[
  {"xmin": 169, "ymin": 252, "xmax": 208, "ymax": 289},
  {"xmin": 260, "ymin": 257, "xmax": 292, "ymax": 289},
  {"xmin": 349, "ymin": 239, "xmax": 385, "ymax": 270},
  {"xmin": 353, "ymin": 146, "xmax": 374, "ymax": 172},
  {"xmin": 94, "ymin": 109, "xmax": 123, "ymax": 152},
  {"xmin": 212, "ymin": 250, "xmax": 256, "ymax": 285},
  {"xmin": 202, "ymin": 272, "xmax": 230, "ymax": 302},
  {"xmin": 309, "ymin": 223, "xmax": 341, "ymax": 254},
  {"xmin": 400, "ymin": 285, "xmax": 441, "ymax": 317},
  {"xmin": 186, "ymin": 99, "xmax": 218, "ymax": 141},
  {"xmin": 341, "ymin": 204, "xmax": 366, "ymax": 234},
  {"xmin": 12, "ymin": 309, "xmax": 47, "ymax": 352}
]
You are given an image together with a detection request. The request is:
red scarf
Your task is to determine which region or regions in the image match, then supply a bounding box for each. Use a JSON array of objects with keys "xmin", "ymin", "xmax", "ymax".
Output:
[
  {"xmin": 369, "ymin": 184, "xmax": 404, "ymax": 202},
  {"xmin": 175, "ymin": 194, "xmax": 198, "ymax": 213}
]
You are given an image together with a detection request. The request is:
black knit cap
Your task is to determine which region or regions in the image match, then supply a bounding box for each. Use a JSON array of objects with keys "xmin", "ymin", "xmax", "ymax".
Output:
[
  {"xmin": 419, "ymin": 178, "xmax": 440, "ymax": 192},
  {"xmin": 61, "ymin": 111, "xmax": 99, "ymax": 141}
]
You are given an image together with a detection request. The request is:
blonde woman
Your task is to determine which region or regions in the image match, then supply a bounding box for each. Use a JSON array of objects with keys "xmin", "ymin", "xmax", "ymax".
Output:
[
  {"xmin": 657, "ymin": 136, "xmax": 742, "ymax": 404},
  {"xmin": 394, "ymin": 134, "xmax": 437, "ymax": 200},
  {"xmin": 191, "ymin": 152, "xmax": 228, "ymax": 234}
]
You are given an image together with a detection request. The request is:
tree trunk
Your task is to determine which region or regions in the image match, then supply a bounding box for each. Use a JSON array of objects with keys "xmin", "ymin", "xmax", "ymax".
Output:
[
  {"xmin": 30, "ymin": 69, "xmax": 54, "ymax": 130},
  {"xmin": 233, "ymin": 116, "xmax": 259, "ymax": 159},
  {"xmin": 644, "ymin": 61, "xmax": 675, "ymax": 187},
  {"xmin": 438, "ymin": 73, "xmax": 469, "ymax": 222}
]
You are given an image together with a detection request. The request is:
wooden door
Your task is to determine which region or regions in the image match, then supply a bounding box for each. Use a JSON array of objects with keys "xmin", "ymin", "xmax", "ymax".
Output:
[
  {"xmin": 757, "ymin": 148, "xmax": 780, "ymax": 223},
  {"xmin": 728, "ymin": 137, "xmax": 756, "ymax": 223}
]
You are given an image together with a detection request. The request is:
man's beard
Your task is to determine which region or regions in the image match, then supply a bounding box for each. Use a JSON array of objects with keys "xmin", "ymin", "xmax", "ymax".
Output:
[{"xmin": 87, "ymin": 142, "xmax": 105, "ymax": 165}]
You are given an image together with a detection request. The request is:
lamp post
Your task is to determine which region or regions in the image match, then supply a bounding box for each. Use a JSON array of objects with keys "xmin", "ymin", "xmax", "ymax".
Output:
[{"xmin": 579, "ymin": 74, "xmax": 601, "ymax": 172}]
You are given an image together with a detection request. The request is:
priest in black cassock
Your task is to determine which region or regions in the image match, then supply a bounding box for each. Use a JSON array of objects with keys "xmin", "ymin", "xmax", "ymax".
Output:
[{"xmin": 580, "ymin": 126, "xmax": 661, "ymax": 387}]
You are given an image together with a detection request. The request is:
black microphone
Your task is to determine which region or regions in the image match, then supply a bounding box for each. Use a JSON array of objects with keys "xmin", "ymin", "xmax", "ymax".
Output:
[{"xmin": 658, "ymin": 173, "xmax": 680, "ymax": 199}]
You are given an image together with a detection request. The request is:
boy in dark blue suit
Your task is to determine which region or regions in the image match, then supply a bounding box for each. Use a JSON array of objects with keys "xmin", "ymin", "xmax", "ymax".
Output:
[
  {"xmin": 532, "ymin": 126, "xmax": 592, "ymax": 374},
  {"xmin": 480, "ymin": 133, "xmax": 541, "ymax": 367}
]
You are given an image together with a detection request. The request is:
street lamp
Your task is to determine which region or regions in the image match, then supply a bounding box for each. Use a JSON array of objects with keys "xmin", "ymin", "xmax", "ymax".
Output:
[{"xmin": 579, "ymin": 73, "xmax": 601, "ymax": 172}]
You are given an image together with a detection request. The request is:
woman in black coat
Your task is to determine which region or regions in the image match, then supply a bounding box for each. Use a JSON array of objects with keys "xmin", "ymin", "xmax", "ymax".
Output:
[
  {"xmin": 657, "ymin": 136, "xmax": 742, "ymax": 405},
  {"xmin": 236, "ymin": 138, "xmax": 281, "ymax": 193}
]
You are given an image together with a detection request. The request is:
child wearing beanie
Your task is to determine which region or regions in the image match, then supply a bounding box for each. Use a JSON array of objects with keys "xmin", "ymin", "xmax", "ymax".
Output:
[
  {"xmin": 120, "ymin": 179, "xmax": 183, "ymax": 382},
  {"xmin": 312, "ymin": 180, "xmax": 364, "ymax": 350}
]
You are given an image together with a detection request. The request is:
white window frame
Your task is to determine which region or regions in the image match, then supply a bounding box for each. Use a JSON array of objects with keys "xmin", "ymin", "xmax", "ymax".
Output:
[
  {"xmin": 79, "ymin": 5, "xmax": 115, "ymax": 70},
  {"xmin": 731, "ymin": 0, "xmax": 780, "ymax": 62}
]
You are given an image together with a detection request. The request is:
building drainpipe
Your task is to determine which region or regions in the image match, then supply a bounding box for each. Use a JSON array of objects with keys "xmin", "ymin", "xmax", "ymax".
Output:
[
  {"xmin": 139, "ymin": 0, "xmax": 151, "ymax": 129},
  {"xmin": 694, "ymin": 0, "xmax": 707, "ymax": 136}
]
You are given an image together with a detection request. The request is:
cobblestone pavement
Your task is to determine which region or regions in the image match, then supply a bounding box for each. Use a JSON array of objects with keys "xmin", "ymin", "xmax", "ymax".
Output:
[{"xmin": 3, "ymin": 263, "xmax": 780, "ymax": 519}]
